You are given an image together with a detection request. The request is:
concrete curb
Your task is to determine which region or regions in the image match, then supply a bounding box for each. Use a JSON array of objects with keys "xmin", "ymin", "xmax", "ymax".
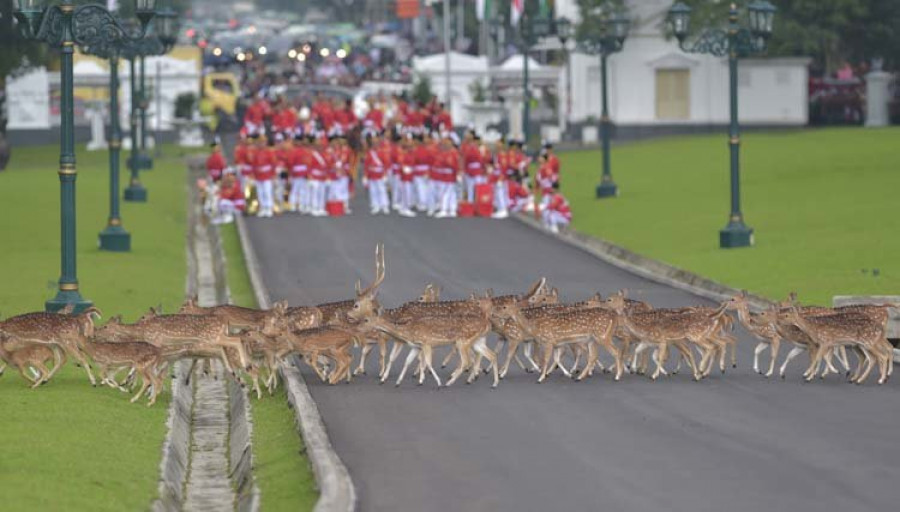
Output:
[
  {"xmin": 208, "ymin": 221, "xmax": 261, "ymax": 512},
  {"xmin": 513, "ymin": 213, "xmax": 775, "ymax": 311},
  {"xmin": 235, "ymin": 215, "xmax": 358, "ymax": 512},
  {"xmin": 151, "ymin": 360, "xmax": 194, "ymax": 512}
]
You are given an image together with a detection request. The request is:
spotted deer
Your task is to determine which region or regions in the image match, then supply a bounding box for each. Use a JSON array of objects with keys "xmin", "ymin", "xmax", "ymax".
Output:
[
  {"xmin": 418, "ymin": 283, "xmax": 441, "ymax": 302},
  {"xmin": 274, "ymin": 326, "xmax": 358, "ymax": 385},
  {"xmin": 782, "ymin": 307, "xmax": 892, "ymax": 384},
  {"xmin": 178, "ymin": 298, "xmax": 291, "ymax": 333},
  {"xmin": 494, "ymin": 299, "xmax": 621, "ymax": 382},
  {"xmin": 357, "ymin": 295, "xmax": 499, "ymax": 388},
  {"xmin": 0, "ymin": 307, "xmax": 103, "ymax": 385},
  {"xmin": 726, "ymin": 292, "xmax": 784, "ymax": 377},
  {"xmin": 74, "ymin": 336, "xmax": 167, "ymax": 405},
  {"xmin": 0, "ymin": 335, "xmax": 66, "ymax": 388}
]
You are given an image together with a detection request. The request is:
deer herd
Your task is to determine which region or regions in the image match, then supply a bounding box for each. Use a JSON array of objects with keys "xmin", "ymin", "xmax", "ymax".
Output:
[{"xmin": 0, "ymin": 245, "xmax": 896, "ymax": 406}]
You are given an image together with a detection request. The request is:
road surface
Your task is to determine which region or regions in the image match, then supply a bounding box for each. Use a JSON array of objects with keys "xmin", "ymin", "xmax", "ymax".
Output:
[{"xmin": 245, "ymin": 208, "xmax": 900, "ymax": 512}]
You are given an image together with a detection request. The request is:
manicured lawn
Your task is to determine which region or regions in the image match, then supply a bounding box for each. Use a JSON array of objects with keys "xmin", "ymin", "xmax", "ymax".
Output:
[
  {"xmin": 220, "ymin": 224, "xmax": 318, "ymax": 511},
  {"xmin": 560, "ymin": 127, "xmax": 900, "ymax": 305},
  {"xmin": 0, "ymin": 143, "xmax": 198, "ymax": 510}
]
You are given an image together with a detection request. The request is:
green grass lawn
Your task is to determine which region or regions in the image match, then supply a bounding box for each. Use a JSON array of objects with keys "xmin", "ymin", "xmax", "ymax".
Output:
[
  {"xmin": 561, "ymin": 127, "xmax": 900, "ymax": 305},
  {"xmin": 220, "ymin": 224, "xmax": 318, "ymax": 511},
  {"xmin": 0, "ymin": 143, "xmax": 198, "ymax": 510}
]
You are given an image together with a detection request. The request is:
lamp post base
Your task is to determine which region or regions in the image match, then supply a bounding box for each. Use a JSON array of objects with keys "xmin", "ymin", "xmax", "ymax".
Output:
[
  {"xmin": 595, "ymin": 181, "xmax": 618, "ymax": 198},
  {"xmin": 124, "ymin": 184, "xmax": 148, "ymax": 202},
  {"xmin": 45, "ymin": 290, "xmax": 93, "ymax": 314},
  {"xmin": 99, "ymin": 225, "xmax": 131, "ymax": 252},
  {"xmin": 719, "ymin": 220, "xmax": 754, "ymax": 248},
  {"xmin": 130, "ymin": 153, "xmax": 153, "ymax": 171}
]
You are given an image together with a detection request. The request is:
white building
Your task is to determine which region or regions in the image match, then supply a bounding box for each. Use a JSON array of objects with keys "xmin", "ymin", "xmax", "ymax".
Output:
[{"xmin": 555, "ymin": 0, "xmax": 811, "ymax": 129}]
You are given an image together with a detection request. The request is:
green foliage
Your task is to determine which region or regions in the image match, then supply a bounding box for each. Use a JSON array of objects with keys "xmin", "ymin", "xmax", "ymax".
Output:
[
  {"xmin": 560, "ymin": 127, "xmax": 900, "ymax": 305},
  {"xmin": 0, "ymin": 143, "xmax": 195, "ymax": 510},
  {"xmin": 0, "ymin": 0, "xmax": 52, "ymax": 82},
  {"xmin": 174, "ymin": 92, "xmax": 197, "ymax": 120},
  {"xmin": 411, "ymin": 74, "xmax": 434, "ymax": 106},
  {"xmin": 575, "ymin": 0, "xmax": 626, "ymax": 42},
  {"xmin": 653, "ymin": 0, "xmax": 900, "ymax": 72},
  {"xmin": 469, "ymin": 79, "xmax": 487, "ymax": 103}
]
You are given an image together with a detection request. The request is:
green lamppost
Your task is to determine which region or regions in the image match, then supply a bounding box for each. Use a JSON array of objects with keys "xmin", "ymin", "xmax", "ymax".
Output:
[
  {"xmin": 89, "ymin": 8, "xmax": 177, "ymax": 251},
  {"xmin": 668, "ymin": 1, "xmax": 776, "ymax": 249},
  {"xmin": 12, "ymin": 0, "xmax": 156, "ymax": 312},
  {"xmin": 136, "ymin": 7, "xmax": 177, "ymax": 171},
  {"xmin": 122, "ymin": 11, "xmax": 176, "ymax": 201},
  {"xmin": 490, "ymin": 11, "xmax": 569, "ymax": 151},
  {"xmin": 579, "ymin": 4, "xmax": 631, "ymax": 199}
]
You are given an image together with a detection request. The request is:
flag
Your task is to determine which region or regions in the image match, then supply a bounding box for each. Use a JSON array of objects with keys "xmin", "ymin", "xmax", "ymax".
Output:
[
  {"xmin": 510, "ymin": 0, "xmax": 524, "ymax": 25},
  {"xmin": 476, "ymin": 0, "xmax": 492, "ymax": 21}
]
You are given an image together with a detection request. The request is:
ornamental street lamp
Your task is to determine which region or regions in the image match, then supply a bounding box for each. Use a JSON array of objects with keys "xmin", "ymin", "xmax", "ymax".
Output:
[
  {"xmin": 490, "ymin": 10, "xmax": 569, "ymax": 151},
  {"xmin": 13, "ymin": 0, "xmax": 156, "ymax": 312},
  {"xmin": 84, "ymin": 8, "xmax": 177, "ymax": 251},
  {"xmin": 668, "ymin": 1, "xmax": 776, "ymax": 249},
  {"xmin": 122, "ymin": 11, "xmax": 177, "ymax": 202},
  {"xmin": 578, "ymin": 3, "xmax": 631, "ymax": 199}
]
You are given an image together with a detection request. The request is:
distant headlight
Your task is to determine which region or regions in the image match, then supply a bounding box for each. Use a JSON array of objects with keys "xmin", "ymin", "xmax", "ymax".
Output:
[
  {"xmin": 212, "ymin": 47, "xmax": 222, "ymax": 57},
  {"xmin": 258, "ymin": 46, "xmax": 268, "ymax": 55},
  {"xmin": 320, "ymin": 48, "xmax": 330, "ymax": 57},
  {"xmin": 288, "ymin": 49, "xmax": 297, "ymax": 59},
  {"xmin": 336, "ymin": 48, "xmax": 347, "ymax": 59}
]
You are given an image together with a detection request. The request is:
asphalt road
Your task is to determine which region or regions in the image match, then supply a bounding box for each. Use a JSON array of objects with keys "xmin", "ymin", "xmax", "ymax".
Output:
[{"xmin": 245, "ymin": 207, "xmax": 900, "ymax": 512}]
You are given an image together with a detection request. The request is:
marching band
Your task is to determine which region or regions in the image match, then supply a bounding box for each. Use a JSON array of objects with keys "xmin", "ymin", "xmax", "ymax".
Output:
[{"xmin": 205, "ymin": 93, "xmax": 571, "ymax": 232}]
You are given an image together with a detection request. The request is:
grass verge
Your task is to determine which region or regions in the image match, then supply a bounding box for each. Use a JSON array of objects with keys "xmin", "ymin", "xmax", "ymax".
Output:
[
  {"xmin": 0, "ymin": 143, "xmax": 196, "ymax": 510},
  {"xmin": 560, "ymin": 127, "xmax": 900, "ymax": 305},
  {"xmin": 220, "ymin": 223, "xmax": 318, "ymax": 511}
]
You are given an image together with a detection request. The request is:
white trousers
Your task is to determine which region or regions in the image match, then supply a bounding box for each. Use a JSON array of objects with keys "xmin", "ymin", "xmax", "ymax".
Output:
[
  {"xmin": 257, "ymin": 179, "xmax": 274, "ymax": 214},
  {"xmin": 390, "ymin": 174, "xmax": 402, "ymax": 208},
  {"xmin": 308, "ymin": 180, "xmax": 326, "ymax": 214},
  {"xmin": 464, "ymin": 175, "xmax": 486, "ymax": 203},
  {"xmin": 436, "ymin": 181, "xmax": 457, "ymax": 215},
  {"xmin": 329, "ymin": 177, "xmax": 350, "ymax": 203},
  {"xmin": 401, "ymin": 181, "xmax": 416, "ymax": 211},
  {"xmin": 414, "ymin": 176, "xmax": 429, "ymax": 210},
  {"xmin": 494, "ymin": 181, "xmax": 509, "ymax": 213},
  {"xmin": 428, "ymin": 179, "xmax": 442, "ymax": 214},
  {"xmin": 542, "ymin": 210, "xmax": 570, "ymax": 231},
  {"xmin": 289, "ymin": 178, "xmax": 308, "ymax": 211},
  {"xmin": 368, "ymin": 178, "xmax": 389, "ymax": 212}
]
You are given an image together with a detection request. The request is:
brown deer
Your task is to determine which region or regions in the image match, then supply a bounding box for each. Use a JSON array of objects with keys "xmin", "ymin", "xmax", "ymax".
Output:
[
  {"xmin": 494, "ymin": 299, "xmax": 621, "ymax": 382},
  {"xmin": 75, "ymin": 336, "xmax": 167, "ymax": 406},
  {"xmin": 0, "ymin": 335, "xmax": 66, "ymax": 388},
  {"xmin": 782, "ymin": 307, "xmax": 892, "ymax": 384},
  {"xmin": 357, "ymin": 295, "xmax": 499, "ymax": 388},
  {"xmin": 0, "ymin": 307, "xmax": 103, "ymax": 385},
  {"xmin": 178, "ymin": 297, "xmax": 290, "ymax": 333},
  {"xmin": 726, "ymin": 292, "xmax": 784, "ymax": 377},
  {"xmin": 418, "ymin": 283, "xmax": 441, "ymax": 302},
  {"xmin": 274, "ymin": 326, "xmax": 357, "ymax": 385}
]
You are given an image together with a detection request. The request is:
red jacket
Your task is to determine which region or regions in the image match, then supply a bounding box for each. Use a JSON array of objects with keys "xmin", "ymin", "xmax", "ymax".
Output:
[
  {"xmin": 397, "ymin": 148, "xmax": 416, "ymax": 183},
  {"xmin": 364, "ymin": 146, "xmax": 391, "ymax": 180},
  {"xmin": 363, "ymin": 109, "xmax": 384, "ymax": 132},
  {"xmin": 509, "ymin": 180, "xmax": 530, "ymax": 209},
  {"xmin": 537, "ymin": 162, "xmax": 558, "ymax": 194},
  {"xmin": 308, "ymin": 148, "xmax": 331, "ymax": 181},
  {"xmin": 219, "ymin": 180, "xmax": 246, "ymax": 210},
  {"xmin": 288, "ymin": 146, "xmax": 310, "ymax": 178},
  {"xmin": 272, "ymin": 108, "xmax": 297, "ymax": 134},
  {"xmin": 547, "ymin": 193, "xmax": 572, "ymax": 220},
  {"xmin": 206, "ymin": 151, "xmax": 227, "ymax": 181},
  {"xmin": 413, "ymin": 144, "xmax": 433, "ymax": 178},
  {"xmin": 461, "ymin": 142, "xmax": 487, "ymax": 178},
  {"xmin": 253, "ymin": 148, "xmax": 277, "ymax": 181},
  {"xmin": 432, "ymin": 148, "xmax": 459, "ymax": 184}
]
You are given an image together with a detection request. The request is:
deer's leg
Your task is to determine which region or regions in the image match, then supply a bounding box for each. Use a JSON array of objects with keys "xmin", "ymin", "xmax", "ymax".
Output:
[
  {"xmin": 354, "ymin": 342, "xmax": 373, "ymax": 375},
  {"xmin": 377, "ymin": 336, "xmax": 388, "ymax": 377},
  {"xmin": 752, "ymin": 342, "xmax": 766, "ymax": 374},
  {"xmin": 147, "ymin": 367, "xmax": 163, "ymax": 406},
  {"xmin": 395, "ymin": 346, "xmax": 420, "ymax": 387},
  {"xmin": 765, "ymin": 337, "xmax": 780, "ymax": 378},
  {"xmin": 779, "ymin": 345, "xmax": 804, "ymax": 378},
  {"xmin": 854, "ymin": 347, "xmax": 875, "ymax": 384},
  {"xmin": 71, "ymin": 346, "xmax": 97, "ymax": 386},
  {"xmin": 130, "ymin": 371, "xmax": 151, "ymax": 404},
  {"xmin": 422, "ymin": 345, "xmax": 442, "ymax": 387},
  {"xmin": 500, "ymin": 336, "xmax": 522, "ymax": 378},
  {"xmin": 537, "ymin": 341, "xmax": 556, "ymax": 383},
  {"xmin": 46, "ymin": 346, "xmax": 66, "ymax": 380},
  {"xmin": 470, "ymin": 337, "xmax": 499, "ymax": 388},
  {"xmin": 446, "ymin": 342, "xmax": 469, "ymax": 387},
  {"xmin": 577, "ymin": 341, "xmax": 598, "ymax": 381},
  {"xmin": 651, "ymin": 344, "xmax": 669, "ymax": 381},
  {"xmin": 440, "ymin": 347, "xmax": 457, "ymax": 369},
  {"xmin": 381, "ymin": 342, "xmax": 405, "ymax": 383},
  {"xmin": 804, "ymin": 346, "xmax": 824, "ymax": 382},
  {"xmin": 523, "ymin": 341, "xmax": 540, "ymax": 372}
]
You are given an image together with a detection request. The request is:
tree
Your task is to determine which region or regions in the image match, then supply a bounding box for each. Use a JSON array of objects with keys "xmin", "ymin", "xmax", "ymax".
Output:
[{"xmin": 411, "ymin": 74, "xmax": 434, "ymax": 105}]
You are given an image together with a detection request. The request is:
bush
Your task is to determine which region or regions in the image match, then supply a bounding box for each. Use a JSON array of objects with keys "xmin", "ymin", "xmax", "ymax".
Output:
[
  {"xmin": 411, "ymin": 75, "xmax": 434, "ymax": 106},
  {"xmin": 174, "ymin": 92, "xmax": 197, "ymax": 120}
]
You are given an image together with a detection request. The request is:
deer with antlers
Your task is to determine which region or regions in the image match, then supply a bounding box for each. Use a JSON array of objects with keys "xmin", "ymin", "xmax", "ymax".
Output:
[{"xmin": 0, "ymin": 307, "xmax": 103, "ymax": 386}]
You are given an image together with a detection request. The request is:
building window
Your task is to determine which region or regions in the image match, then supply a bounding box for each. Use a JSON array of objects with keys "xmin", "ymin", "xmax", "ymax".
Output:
[{"xmin": 655, "ymin": 69, "xmax": 690, "ymax": 120}]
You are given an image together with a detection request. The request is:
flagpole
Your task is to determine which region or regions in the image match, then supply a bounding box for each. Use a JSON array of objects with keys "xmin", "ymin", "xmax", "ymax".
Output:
[{"xmin": 443, "ymin": 0, "xmax": 452, "ymax": 110}]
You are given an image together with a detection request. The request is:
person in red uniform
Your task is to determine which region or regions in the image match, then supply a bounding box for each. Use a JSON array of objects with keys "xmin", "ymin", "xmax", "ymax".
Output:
[
  {"xmin": 363, "ymin": 132, "xmax": 391, "ymax": 215},
  {"xmin": 411, "ymin": 133, "xmax": 432, "ymax": 212},
  {"xmin": 508, "ymin": 174, "xmax": 531, "ymax": 213},
  {"xmin": 461, "ymin": 130, "xmax": 488, "ymax": 203},
  {"xmin": 213, "ymin": 171, "xmax": 246, "ymax": 224},
  {"xmin": 205, "ymin": 140, "xmax": 227, "ymax": 182},
  {"xmin": 307, "ymin": 134, "xmax": 331, "ymax": 216},
  {"xmin": 432, "ymin": 133, "xmax": 460, "ymax": 218},
  {"xmin": 542, "ymin": 182, "xmax": 572, "ymax": 233},
  {"xmin": 542, "ymin": 142, "xmax": 560, "ymax": 176},
  {"xmin": 287, "ymin": 134, "xmax": 310, "ymax": 212},
  {"xmin": 243, "ymin": 94, "xmax": 270, "ymax": 134},
  {"xmin": 253, "ymin": 136, "xmax": 277, "ymax": 217},
  {"xmin": 363, "ymin": 99, "xmax": 384, "ymax": 135},
  {"xmin": 387, "ymin": 131, "xmax": 403, "ymax": 211},
  {"xmin": 396, "ymin": 134, "xmax": 417, "ymax": 217},
  {"xmin": 233, "ymin": 134, "xmax": 254, "ymax": 188},
  {"xmin": 536, "ymin": 153, "xmax": 559, "ymax": 210},
  {"xmin": 490, "ymin": 138, "xmax": 511, "ymax": 219},
  {"xmin": 435, "ymin": 103, "xmax": 453, "ymax": 132},
  {"xmin": 334, "ymin": 99, "xmax": 357, "ymax": 136},
  {"xmin": 272, "ymin": 101, "xmax": 298, "ymax": 137}
]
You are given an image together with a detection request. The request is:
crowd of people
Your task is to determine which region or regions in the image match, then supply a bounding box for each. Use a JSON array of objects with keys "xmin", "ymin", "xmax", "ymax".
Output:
[{"xmin": 205, "ymin": 93, "xmax": 572, "ymax": 233}]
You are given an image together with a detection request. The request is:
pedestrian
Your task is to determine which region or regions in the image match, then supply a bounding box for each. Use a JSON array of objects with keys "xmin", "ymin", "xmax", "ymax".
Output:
[
  {"xmin": 433, "ymin": 132, "xmax": 460, "ymax": 218},
  {"xmin": 307, "ymin": 134, "xmax": 330, "ymax": 217},
  {"xmin": 461, "ymin": 129, "xmax": 487, "ymax": 203},
  {"xmin": 541, "ymin": 182, "xmax": 572, "ymax": 234},
  {"xmin": 213, "ymin": 171, "xmax": 246, "ymax": 225},
  {"xmin": 205, "ymin": 139, "xmax": 226, "ymax": 182},
  {"xmin": 287, "ymin": 134, "xmax": 310, "ymax": 213},
  {"xmin": 253, "ymin": 136, "xmax": 277, "ymax": 218}
]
